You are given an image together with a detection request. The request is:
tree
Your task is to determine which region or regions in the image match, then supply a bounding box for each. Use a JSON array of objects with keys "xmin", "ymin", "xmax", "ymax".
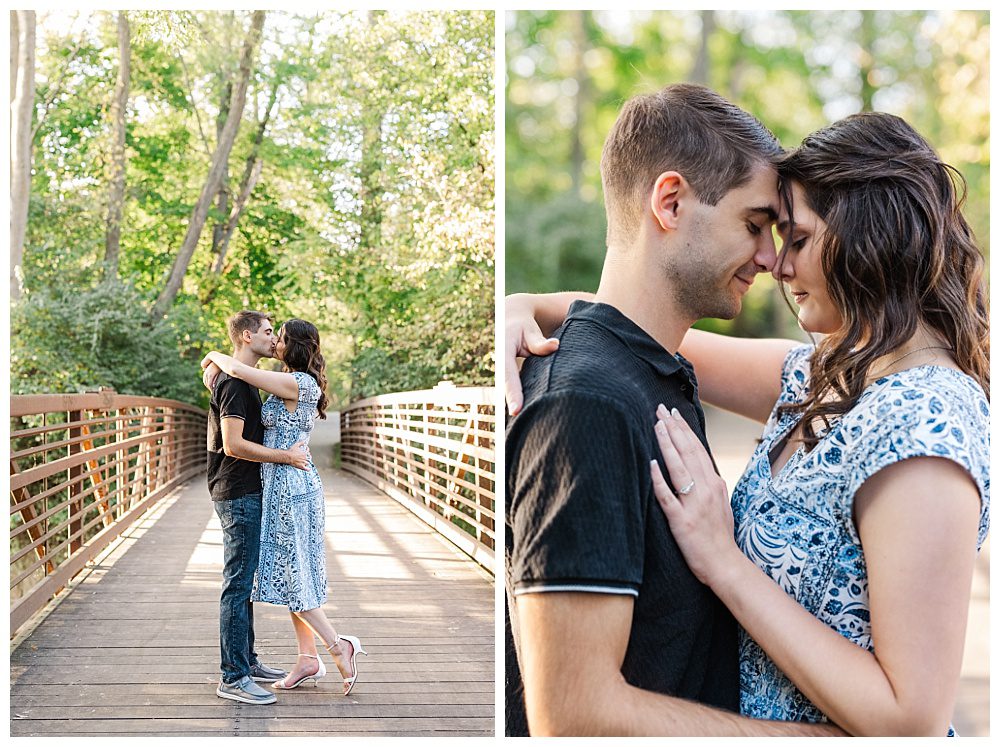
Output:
[
  {"xmin": 151, "ymin": 10, "xmax": 265, "ymax": 320},
  {"xmin": 10, "ymin": 10, "xmax": 36, "ymax": 300},
  {"xmin": 103, "ymin": 11, "xmax": 130, "ymax": 278}
]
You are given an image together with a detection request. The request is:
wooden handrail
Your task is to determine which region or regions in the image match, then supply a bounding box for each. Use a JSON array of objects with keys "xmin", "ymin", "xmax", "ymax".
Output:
[
  {"xmin": 340, "ymin": 382, "xmax": 496, "ymax": 574},
  {"xmin": 10, "ymin": 390, "xmax": 207, "ymax": 634}
]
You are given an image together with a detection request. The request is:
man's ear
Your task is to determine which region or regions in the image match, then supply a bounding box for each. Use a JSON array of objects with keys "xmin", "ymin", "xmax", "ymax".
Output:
[
  {"xmin": 650, "ymin": 171, "xmax": 686, "ymax": 232},
  {"xmin": 241, "ymin": 329, "xmax": 253, "ymax": 346}
]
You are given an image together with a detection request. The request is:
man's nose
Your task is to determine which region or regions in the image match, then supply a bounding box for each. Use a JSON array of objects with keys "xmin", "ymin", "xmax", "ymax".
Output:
[
  {"xmin": 772, "ymin": 246, "xmax": 793, "ymax": 282},
  {"xmin": 755, "ymin": 230, "xmax": 777, "ymax": 273}
]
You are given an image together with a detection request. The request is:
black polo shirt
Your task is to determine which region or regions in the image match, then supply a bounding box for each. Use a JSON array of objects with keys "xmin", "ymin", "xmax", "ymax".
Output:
[
  {"xmin": 505, "ymin": 300, "xmax": 739, "ymax": 735},
  {"xmin": 207, "ymin": 372, "xmax": 265, "ymax": 501}
]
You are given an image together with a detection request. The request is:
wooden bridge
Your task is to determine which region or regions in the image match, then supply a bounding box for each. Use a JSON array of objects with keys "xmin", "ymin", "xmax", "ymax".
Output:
[{"xmin": 10, "ymin": 386, "xmax": 496, "ymax": 737}]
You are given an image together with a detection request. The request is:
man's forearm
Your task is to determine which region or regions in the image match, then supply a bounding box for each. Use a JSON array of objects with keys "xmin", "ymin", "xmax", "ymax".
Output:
[
  {"xmin": 224, "ymin": 437, "xmax": 289, "ymax": 465},
  {"xmin": 575, "ymin": 679, "xmax": 845, "ymax": 736}
]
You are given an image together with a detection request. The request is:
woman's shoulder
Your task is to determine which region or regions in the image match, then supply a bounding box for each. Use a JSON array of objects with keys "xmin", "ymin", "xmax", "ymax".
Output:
[
  {"xmin": 290, "ymin": 370, "xmax": 317, "ymax": 385},
  {"xmin": 859, "ymin": 366, "xmax": 989, "ymax": 429},
  {"xmin": 290, "ymin": 370, "xmax": 321, "ymax": 402},
  {"xmin": 842, "ymin": 367, "xmax": 987, "ymax": 471},
  {"xmin": 842, "ymin": 365, "xmax": 990, "ymax": 546}
]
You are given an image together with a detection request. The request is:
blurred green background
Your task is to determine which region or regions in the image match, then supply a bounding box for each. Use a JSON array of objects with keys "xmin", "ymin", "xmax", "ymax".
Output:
[{"xmin": 505, "ymin": 10, "xmax": 989, "ymax": 339}]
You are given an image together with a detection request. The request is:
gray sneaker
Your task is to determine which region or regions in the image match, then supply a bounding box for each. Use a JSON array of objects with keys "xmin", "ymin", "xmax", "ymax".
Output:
[
  {"xmin": 216, "ymin": 675, "xmax": 277, "ymax": 704},
  {"xmin": 250, "ymin": 661, "xmax": 288, "ymax": 682}
]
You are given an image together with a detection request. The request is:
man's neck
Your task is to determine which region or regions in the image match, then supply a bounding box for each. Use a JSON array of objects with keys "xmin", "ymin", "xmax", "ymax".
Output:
[
  {"xmin": 593, "ymin": 247, "xmax": 694, "ymax": 354},
  {"xmin": 233, "ymin": 347, "xmax": 261, "ymax": 367}
]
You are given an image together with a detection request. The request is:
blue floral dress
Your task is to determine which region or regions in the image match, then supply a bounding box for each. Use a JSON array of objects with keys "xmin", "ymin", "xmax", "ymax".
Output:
[
  {"xmin": 252, "ymin": 371, "xmax": 327, "ymax": 612},
  {"xmin": 732, "ymin": 345, "xmax": 989, "ymax": 734}
]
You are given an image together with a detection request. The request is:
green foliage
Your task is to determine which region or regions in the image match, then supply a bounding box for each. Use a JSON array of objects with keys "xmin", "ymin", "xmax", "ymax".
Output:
[
  {"xmin": 506, "ymin": 10, "xmax": 990, "ymax": 335},
  {"xmin": 17, "ymin": 10, "xmax": 495, "ymax": 407},
  {"xmin": 11, "ymin": 278, "xmax": 206, "ymax": 404}
]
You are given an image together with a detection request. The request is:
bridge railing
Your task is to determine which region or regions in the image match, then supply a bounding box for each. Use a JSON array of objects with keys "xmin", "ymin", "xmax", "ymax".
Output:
[
  {"xmin": 10, "ymin": 390, "xmax": 207, "ymax": 633},
  {"xmin": 340, "ymin": 382, "xmax": 496, "ymax": 573}
]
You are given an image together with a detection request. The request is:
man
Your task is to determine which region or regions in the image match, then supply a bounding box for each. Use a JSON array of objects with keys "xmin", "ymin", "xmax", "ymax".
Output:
[
  {"xmin": 505, "ymin": 85, "xmax": 842, "ymax": 735},
  {"xmin": 207, "ymin": 310, "xmax": 309, "ymax": 705}
]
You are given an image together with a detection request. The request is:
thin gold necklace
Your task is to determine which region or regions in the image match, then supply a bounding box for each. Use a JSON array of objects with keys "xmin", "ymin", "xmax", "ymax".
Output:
[{"xmin": 872, "ymin": 345, "xmax": 952, "ymax": 378}]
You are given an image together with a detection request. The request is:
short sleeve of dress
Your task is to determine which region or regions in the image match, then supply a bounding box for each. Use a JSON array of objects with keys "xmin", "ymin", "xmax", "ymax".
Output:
[
  {"xmin": 843, "ymin": 372, "xmax": 991, "ymax": 549},
  {"xmin": 507, "ymin": 391, "xmax": 647, "ymax": 597},
  {"xmin": 760, "ymin": 344, "xmax": 814, "ymax": 438},
  {"xmin": 291, "ymin": 371, "xmax": 320, "ymax": 405},
  {"xmin": 779, "ymin": 344, "xmax": 814, "ymax": 405}
]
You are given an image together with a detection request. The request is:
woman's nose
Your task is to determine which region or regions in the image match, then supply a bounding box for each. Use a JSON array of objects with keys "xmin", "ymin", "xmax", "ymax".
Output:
[{"xmin": 772, "ymin": 248, "xmax": 793, "ymax": 283}]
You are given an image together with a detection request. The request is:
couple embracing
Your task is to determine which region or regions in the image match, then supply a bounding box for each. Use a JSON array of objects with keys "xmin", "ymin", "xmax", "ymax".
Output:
[
  {"xmin": 204, "ymin": 311, "xmax": 367, "ymax": 705},
  {"xmin": 504, "ymin": 85, "xmax": 989, "ymax": 736}
]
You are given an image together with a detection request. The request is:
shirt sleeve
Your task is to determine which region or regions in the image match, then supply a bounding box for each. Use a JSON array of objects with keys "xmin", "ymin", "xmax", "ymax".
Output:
[
  {"xmin": 216, "ymin": 378, "xmax": 250, "ymax": 421},
  {"xmin": 507, "ymin": 391, "xmax": 647, "ymax": 597}
]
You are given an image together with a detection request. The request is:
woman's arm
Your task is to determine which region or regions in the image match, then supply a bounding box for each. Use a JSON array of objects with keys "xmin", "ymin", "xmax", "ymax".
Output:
[
  {"xmin": 201, "ymin": 352, "xmax": 299, "ymax": 401},
  {"xmin": 503, "ymin": 292, "xmax": 794, "ymax": 422},
  {"xmin": 505, "ymin": 292, "xmax": 593, "ymax": 415},
  {"xmin": 677, "ymin": 330, "xmax": 795, "ymax": 423},
  {"xmin": 651, "ymin": 409, "xmax": 980, "ymax": 736}
]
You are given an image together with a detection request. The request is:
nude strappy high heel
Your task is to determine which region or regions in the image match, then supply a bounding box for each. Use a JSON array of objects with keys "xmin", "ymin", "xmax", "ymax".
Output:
[
  {"xmin": 325, "ymin": 634, "xmax": 368, "ymax": 695},
  {"xmin": 272, "ymin": 653, "xmax": 326, "ymax": 690}
]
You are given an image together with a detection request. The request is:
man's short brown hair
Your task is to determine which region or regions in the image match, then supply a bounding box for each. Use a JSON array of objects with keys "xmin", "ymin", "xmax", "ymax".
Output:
[
  {"xmin": 227, "ymin": 310, "xmax": 272, "ymax": 348},
  {"xmin": 600, "ymin": 83, "xmax": 782, "ymax": 247}
]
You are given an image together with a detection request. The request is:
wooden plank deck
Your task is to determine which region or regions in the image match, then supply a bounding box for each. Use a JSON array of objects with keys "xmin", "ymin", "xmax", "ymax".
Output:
[{"xmin": 10, "ymin": 466, "xmax": 495, "ymax": 737}]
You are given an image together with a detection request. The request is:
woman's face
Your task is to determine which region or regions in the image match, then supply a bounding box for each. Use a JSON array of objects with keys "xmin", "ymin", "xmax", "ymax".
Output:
[
  {"xmin": 274, "ymin": 325, "xmax": 287, "ymax": 361},
  {"xmin": 774, "ymin": 181, "xmax": 843, "ymax": 334}
]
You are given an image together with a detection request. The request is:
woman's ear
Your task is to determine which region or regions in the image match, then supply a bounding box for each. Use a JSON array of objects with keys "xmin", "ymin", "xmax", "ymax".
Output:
[{"xmin": 650, "ymin": 171, "xmax": 685, "ymax": 232}]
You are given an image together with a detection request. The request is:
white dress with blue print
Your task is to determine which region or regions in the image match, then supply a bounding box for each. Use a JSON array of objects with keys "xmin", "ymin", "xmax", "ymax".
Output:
[
  {"xmin": 252, "ymin": 371, "xmax": 327, "ymax": 612},
  {"xmin": 732, "ymin": 344, "xmax": 989, "ymax": 735}
]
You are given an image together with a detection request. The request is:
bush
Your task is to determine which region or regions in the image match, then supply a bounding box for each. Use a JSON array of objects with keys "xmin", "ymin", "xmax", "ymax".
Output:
[{"xmin": 11, "ymin": 278, "xmax": 206, "ymax": 404}]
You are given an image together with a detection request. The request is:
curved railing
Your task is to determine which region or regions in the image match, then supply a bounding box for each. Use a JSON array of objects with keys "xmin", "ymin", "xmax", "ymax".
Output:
[
  {"xmin": 10, "ymin": 390, "xmax": 207, "ymax": 633},
  {"xmin": 340, "ymin": 382, "xmax": 496, "ymax": 574}
]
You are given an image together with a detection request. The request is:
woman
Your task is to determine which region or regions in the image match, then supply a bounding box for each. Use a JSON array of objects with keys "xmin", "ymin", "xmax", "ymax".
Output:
[
  {"xmin": 506, "ymin": 113, "xmax": 989, "ymax": 735},
  {"xmin": 203, "ymin": 319, "xmax": 367, "ymax": 695}
]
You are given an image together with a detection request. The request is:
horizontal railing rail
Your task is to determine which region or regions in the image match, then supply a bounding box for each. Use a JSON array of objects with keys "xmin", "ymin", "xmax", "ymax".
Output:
[
  {"xmin": 10, "ymin": 389, "xmax": 207, "ymax": 633},
  {"xmin": 340, "ymin": 382, "xmax": 496, "ymax": 574}
]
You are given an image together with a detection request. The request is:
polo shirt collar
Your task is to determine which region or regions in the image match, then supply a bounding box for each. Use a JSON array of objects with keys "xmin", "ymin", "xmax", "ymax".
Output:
[{"xmin": 565, "ymin": 300, "xmax": 686, "ymax": 379}]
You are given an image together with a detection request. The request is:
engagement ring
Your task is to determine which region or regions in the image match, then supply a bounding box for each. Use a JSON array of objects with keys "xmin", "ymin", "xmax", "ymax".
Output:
[{"xmin": 678, "ymin": 480, "xmax": 696, "ymax": 495}]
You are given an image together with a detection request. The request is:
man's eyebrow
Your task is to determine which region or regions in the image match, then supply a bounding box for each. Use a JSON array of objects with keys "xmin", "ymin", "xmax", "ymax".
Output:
[{"xmin": 747, "ymin": 206, "xmax": 779, "ymax": 221}]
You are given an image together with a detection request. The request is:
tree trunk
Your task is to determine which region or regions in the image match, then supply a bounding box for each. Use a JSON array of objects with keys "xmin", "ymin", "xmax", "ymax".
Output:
[
  {"xmin": 859, "ymin": 11, "xmax": 877, "ymax": 112},
  {"xmin": 104, "ymin": 11, "xmax": 130, "ymax": 279},
  {"xmin": 211, "ymin": 79, "xmax": 233, "ymax": 257},
  {"xmin": 10, "ymin": 10, "xmax": 35, "ymax": 301},
  {"xmin": 569, "ymin": 10, "xmax": 589, "ymax": 197},
  {"xmin": 10, "ymin": 12, "xmax": 18, "ymax": 102},
  {"xmin": 209, "ymin": 82, "xmax": 280, "ymax": 280},
  {"xmin": 151, "ymin": 10, "xmax": 265, "ymax": 321},
  {"xmin": 358, "ymin": 10, "xmax": 385, "ymax": 253},
  {"xmin": 690, "ymin": 10, "xmax": 715, "ymax": 86}
]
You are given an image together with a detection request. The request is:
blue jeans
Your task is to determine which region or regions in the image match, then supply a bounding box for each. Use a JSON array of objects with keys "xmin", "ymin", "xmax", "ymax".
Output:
[{"xmin": 215, "ymin": 492, "xmax": 262, "ymax": 685}]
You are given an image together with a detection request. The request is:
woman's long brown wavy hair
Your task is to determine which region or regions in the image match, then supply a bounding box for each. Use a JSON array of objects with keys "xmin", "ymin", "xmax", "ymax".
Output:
[
  {"xmin": 280, "ymin": 319, "xmax": 329, "ymax": 420},
  {"xmin": 775, "ymin": 112, "xmax": 989, "ymax": 449}
]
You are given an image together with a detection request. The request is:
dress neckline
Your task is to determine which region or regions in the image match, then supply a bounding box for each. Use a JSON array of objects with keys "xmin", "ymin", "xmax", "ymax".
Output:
[{"xmin": 764, "ymin": 363, "xmax": 974, "ymax": 483}]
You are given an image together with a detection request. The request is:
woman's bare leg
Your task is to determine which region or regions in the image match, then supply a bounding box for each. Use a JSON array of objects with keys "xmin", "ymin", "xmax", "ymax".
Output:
[
  {"xmin": 293, "ymin": 607, "xmax": 355, "ymax": 692},
  {"xmin": 280, "ymin": 610, "xmax": 321, "ymax": 684}
]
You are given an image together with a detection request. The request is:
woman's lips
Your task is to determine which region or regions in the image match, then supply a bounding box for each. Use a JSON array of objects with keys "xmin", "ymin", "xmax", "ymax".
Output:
[{"xmin": 791, "ymin": 291, "xmax": 808, "ymax": 304}]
